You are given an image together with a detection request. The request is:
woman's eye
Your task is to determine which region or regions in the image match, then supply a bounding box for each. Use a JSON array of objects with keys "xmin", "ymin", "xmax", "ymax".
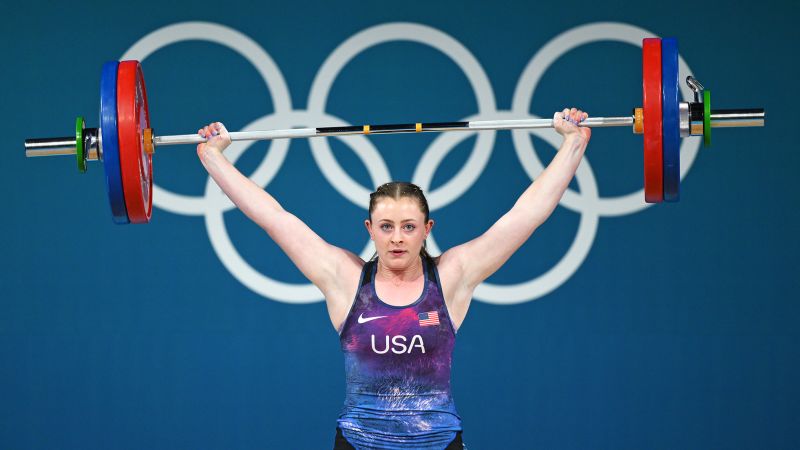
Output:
[
  {"xmin": 380, "ymin": 224, "xmax": 392, "ymax": 231},
  {"xmin": 403, "ymin": 224, "xmax": 415, "ymax": 231}
]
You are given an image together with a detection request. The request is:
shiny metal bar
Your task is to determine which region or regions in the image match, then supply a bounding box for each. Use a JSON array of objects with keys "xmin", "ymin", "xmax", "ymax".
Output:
[
  {"xmin": 709, "ymin": 109, "xmax": 765, "ymax": 128},
  {"xmin": 155, "ymin": 128, "xmax": 318, "ymax": 146},
  {"xmin": 690, "ymin": 108, "xmax": 765, "ymax": 135},
  {"xmin": 26, "ymin": 133, "xmax": 100, "ymax": 159},
  {"xmin": 468, "ymin": 116, "xmax": 633, "ymax": 130},
  {"xmin": 23, "ymin": 109, "xmax": 765, "ymax": 158},
  {"xmin": 25, "ymin": 137, "xmax": 78, "ymax": 157},
  {"xmin": 26, "ymin": 117, "xmax": 635, "ymax": 156},
  {"xmin": 155, "ymin": 117, "xmax": 635, "ymax": 146}
]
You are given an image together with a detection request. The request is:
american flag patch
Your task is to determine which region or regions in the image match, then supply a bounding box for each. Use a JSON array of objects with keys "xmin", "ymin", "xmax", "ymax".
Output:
[{"xmin": 418, "ymin": 311, "xmax": 440, "ymax": 327}]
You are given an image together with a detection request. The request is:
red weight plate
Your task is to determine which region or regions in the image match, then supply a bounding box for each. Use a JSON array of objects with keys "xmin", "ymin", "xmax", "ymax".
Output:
[
  {"xmin": 117, "ymin": 60, "xmax": 153, "ymax": 223},
  {"xmin": 642, "ymin": 38, "xmax": 663, "ymax": 203}
]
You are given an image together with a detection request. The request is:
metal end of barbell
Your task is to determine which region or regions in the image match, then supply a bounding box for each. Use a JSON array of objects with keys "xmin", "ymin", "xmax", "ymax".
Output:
[
  {"xmin": 25, "ymin": 137, "xmax": 77, "ymax": 157},
  {"xmin": 24, "ymin": 129, "xmax": 101, "ymax": 160}
]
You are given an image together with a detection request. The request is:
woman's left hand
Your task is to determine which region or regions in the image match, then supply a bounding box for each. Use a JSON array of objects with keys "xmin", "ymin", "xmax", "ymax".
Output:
[{"xmin": 553, "ymin": 107, "xmax": 591, "ymax": 144}]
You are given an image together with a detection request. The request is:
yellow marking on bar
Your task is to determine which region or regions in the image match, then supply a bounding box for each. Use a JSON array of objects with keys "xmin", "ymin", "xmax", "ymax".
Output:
[
  {"xmin": 363, "ymin": 125, "xmax": 371, "ymax": 135},
  {"xmin": 416, "ymin": 123, "xmax": 422, "ymax": 132}
]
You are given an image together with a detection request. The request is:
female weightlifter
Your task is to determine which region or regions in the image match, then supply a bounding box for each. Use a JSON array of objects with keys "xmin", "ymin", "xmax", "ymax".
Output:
[{"xmin": 196, "ymin": 107, "xmax": 590, "ymax": 450}]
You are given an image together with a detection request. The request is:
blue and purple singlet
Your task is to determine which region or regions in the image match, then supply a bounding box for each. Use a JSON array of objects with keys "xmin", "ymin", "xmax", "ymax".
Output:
[{"xmin": 337, "ymin": 257, "xmax": 462, "ymax": 449}]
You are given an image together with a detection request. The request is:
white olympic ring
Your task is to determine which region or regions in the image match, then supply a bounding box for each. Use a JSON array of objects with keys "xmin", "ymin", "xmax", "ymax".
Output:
[
  {"xmin": 307, "ymin": 23, "xmax": 497, "ymax": 209},
  {"xmin": 122, "ymin": 21, "xmax": 698, "ymax": 305}
]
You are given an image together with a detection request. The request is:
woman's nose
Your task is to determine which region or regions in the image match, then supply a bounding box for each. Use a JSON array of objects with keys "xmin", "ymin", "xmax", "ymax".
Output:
[{"xmin": 391, "ymin": 229, "xmax": 403, "ymax": 243}]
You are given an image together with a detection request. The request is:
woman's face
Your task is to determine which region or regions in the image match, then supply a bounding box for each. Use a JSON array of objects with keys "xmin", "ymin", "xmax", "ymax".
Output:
[{"xmin": 365, "ymin": 196, "xmax": 433, "ymax": 269}]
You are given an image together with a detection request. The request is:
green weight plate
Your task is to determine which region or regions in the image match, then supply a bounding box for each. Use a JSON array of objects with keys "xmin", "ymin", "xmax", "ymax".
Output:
[
  {"xmin": 75, "ymin": 116, "xmax": 86, "ymax": 173},
  {"xmin": 703, "ymin": 90, "xmax": 712, "ymax": 147}
]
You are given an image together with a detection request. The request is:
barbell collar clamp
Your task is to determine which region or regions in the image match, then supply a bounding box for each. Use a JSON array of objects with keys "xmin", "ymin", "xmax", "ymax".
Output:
[
  {"xmin": 679, "ymin": 102, "xmax": 690, "ymax": 138},
  {"xmin": 687, "ymin": 76, "xmax": 705, "ymax": 103}
]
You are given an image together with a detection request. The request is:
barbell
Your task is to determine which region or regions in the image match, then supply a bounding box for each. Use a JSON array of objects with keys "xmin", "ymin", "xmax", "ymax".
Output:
[{"xmin": 24, "ymin": 37, "xmax": 765, "ymax": 224}]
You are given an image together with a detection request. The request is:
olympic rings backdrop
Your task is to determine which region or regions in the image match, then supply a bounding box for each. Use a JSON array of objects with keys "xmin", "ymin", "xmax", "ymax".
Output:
[{"xmin": 2, "ymin": 1, "xmax": 798, "ymax": 448}]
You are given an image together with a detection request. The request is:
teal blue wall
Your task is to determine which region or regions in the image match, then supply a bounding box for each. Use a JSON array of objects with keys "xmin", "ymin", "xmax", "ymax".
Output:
[{"xmin": 2, "ymin": 0, "xmax": 798, "ymax": 448}]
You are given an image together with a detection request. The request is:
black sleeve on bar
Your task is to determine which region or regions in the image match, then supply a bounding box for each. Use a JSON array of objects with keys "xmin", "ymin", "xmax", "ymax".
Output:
[
  {"xmin": 370, "ymin": 123, "xmax": 418, "ymax": 133},
  {"xmin": 422, "ymin": 121, "xmax": 470, "ymax": 130},
  {"xmin": 316, "ymin": 125, "xmax": 363, "ymax": 134}
]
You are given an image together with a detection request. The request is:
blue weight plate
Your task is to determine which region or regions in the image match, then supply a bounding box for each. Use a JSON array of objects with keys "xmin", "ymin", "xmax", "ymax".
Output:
[
  {"xmin": 100, "ymin": 61, "xmax": 129, "ymax": 224},
  {"xmin": 661, "ymin": 37, "xmax": 680, "ymax": 202}
]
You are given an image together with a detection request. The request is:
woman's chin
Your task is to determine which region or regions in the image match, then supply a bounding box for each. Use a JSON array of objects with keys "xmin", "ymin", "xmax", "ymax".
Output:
[{"xmin": 382, "ymin": 251, "xmax": 413, "ymax": 266}]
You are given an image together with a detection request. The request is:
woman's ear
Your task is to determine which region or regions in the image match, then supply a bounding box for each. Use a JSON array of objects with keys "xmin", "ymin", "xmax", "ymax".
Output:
[
  {"xmin": 425, "ymin": 219, "xmax": 434, "ymax": 237},
  {"xmin": 364, "ymin": 220, "xmax": 374, "ymax": 240}
]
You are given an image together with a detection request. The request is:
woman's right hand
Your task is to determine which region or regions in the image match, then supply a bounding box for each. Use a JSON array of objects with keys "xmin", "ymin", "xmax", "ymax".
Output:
[{"xmin": 196, "ymin": 122, "xmax": 232, "ymax": 159}]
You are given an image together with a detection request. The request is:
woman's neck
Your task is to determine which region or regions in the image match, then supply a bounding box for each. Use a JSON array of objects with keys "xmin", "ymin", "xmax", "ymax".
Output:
[{"xmin": 376, "ymin": 256, "xmax": 424, "ymax": 286}]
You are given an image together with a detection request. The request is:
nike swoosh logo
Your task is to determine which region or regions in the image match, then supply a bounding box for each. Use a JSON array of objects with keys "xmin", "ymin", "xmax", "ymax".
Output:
[{"xmin": 358, "ymin": 313, "xmax": 388, "ymax": 324}]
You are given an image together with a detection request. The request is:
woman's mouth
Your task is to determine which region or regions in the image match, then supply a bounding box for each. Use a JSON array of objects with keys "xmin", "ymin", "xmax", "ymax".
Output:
[{"xmin": 390, "ymin": 249, "xmax": 406, "ymax": 256}]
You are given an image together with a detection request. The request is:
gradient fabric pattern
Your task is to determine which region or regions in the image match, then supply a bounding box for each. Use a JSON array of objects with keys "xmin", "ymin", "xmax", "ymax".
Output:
[{"xmin": 337, "ymin": 257, "xmax": 462, "ymax": 449}]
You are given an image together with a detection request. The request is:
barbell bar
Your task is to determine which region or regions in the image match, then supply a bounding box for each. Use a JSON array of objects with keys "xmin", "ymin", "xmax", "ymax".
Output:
[
  {"xmin": 26, "ymin": 116, "xmax": 640, "ymax": 157},
  {"xmin": 23, "ymin": 37, "xmax": 765, "ymax": 224},
  {"xmin": 24, "ymin": 109, "xmax": 763, "ymax": 158}
]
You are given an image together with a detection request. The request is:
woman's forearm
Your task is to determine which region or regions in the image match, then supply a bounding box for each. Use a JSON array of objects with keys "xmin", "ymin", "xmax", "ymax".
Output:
[
  {"xmin": 512, "ymin": 135, "xmax": 587, "ymax": 227},
  {"xmin": 198, "ymin": 149, "xmax": 284, "ymax": 227}
]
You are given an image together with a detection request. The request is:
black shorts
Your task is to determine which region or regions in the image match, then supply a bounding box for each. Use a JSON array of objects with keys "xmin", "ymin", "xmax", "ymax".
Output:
[{"xmin": 333, "ymin": 427, "xmax": 465, "ymax": 449}]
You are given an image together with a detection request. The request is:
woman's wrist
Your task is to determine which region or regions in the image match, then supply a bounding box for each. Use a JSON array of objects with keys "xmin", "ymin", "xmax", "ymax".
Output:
[
  {"xmin": 562, "ymin": 134, "xmax": 588, "ymax": 153},
  {"xmin": 199, "ymin": 145, "xmax": 224, "ymax": 162}
]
